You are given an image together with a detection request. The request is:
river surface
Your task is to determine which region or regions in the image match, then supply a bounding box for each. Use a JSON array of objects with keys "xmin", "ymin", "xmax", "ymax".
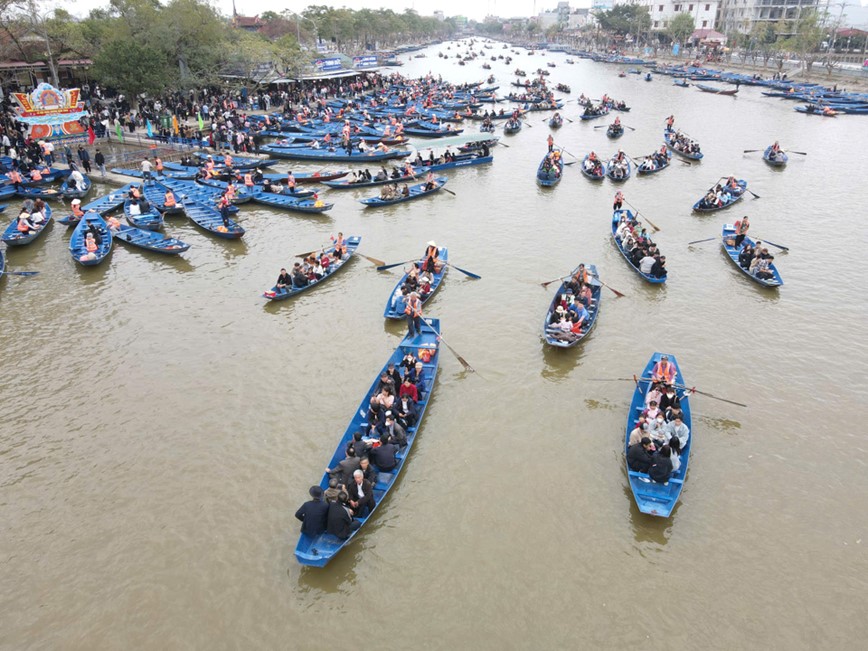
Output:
[{"xmin": 2, "ymin": 39, "xmax": 867, "ymax": 649}]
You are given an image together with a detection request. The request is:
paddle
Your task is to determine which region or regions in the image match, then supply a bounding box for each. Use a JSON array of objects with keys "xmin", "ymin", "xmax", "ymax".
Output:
[
  {"xmin": 592, "ymin": 274, "xmax": 625, "ymax": 298},
  {"xmin": 747, "ymin": 189, "xmax": 761, "ymax": 199},
  {"xmin": 558, "ymin": 147, "xmax": 581, "ymax": 162},
  {"xmin": 377, "ymin": 258, "xmax": 417, "ymax": 271},
  {"xmin": 687, "ymin": 237, "xmax": 717, "ymax": 246},
  {"xmin": 593, "ymin": 125, "xmax": 607, "ymax": 129},
  {"xmin": 423, "ymin": 318, "xmax": 476, "ymax": 374},
  {"xmin": 624, "ymin": 126, "xmax": 636, "ymax": 131},
  {"xmin": 624, "ymin": 199, "xmax": 661, "ymax": 233},
  {"xmin": 785, "ymin": 150, "xmax": 807, "ymax": 156},
  {"xmin": 442, "ymin": 187, "xmax": 457, "ymax": 196},
  {"xmin": 565, "ymin": 117, "xmax": 574, "ymax": 124},
  {"xmin": 673, "ymin": 382, "xmax": 748, "ymax": 408},
  {"xmin": 752, "ymin": 237, "xmax": 789, "ymax": 252},
  {"xmin": 540, "ymin": 274, "xmax": 569, "ymax": 288},
  {"xmin": 743, "ymin": 149, "xmax": 762, "ymax": 153},
  {"xmin": 680, "ymin": 160, "xmax": 692, "ymax": 166},
  {"xmin": 0, "ymin": 269, "xmax": 40, "ymax": 277},
  {"xmin": 443, "ymin": 260, "xmax": 481, "ymax": 279}
]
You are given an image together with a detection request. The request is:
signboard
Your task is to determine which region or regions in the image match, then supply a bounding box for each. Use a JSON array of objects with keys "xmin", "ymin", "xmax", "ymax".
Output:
[
  {"xmin": 11, "ymin": 83, "xmax": 88, "ymax": 141},
  {"xmin": 353, "ymin": 55, "xmax": 378, "ymax": 69},
  {"xmin": 315, "ymin": 57, "xmax": 342, "ymax": 72}
]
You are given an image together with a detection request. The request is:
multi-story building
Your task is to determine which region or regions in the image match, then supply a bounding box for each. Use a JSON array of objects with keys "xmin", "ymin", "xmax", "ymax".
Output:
[
  {"xmin": 615, "ymin": 0, "xmax": 720, "ymax": 32},
  {"xmin": 717, "ymin": 0, "xmax": 823, "ymax": 36}
]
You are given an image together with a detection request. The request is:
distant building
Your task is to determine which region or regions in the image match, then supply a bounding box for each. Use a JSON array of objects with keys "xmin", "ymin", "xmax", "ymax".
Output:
[
  {"xmin": 716, "ymin": 0, "xmax": 823, "ymax": 36},
  {"xmin": 635, "ymin": 0, "xmax": 720, "ymax": 32},
  {"xmin": 433, "ymin": 10, "xmax": 445, "ymax": 21}
]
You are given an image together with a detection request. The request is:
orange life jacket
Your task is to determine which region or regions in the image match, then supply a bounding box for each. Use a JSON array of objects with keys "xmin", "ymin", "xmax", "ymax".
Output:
[
  {"xmin": 8, "ymin": 171, "xmax": 22, "ymax": 183},
  {"xmin": 164, "ymin": 192, "xmax": 176, "ymax": 207},
  {"xmin": 17, "ymin": 218, "xmax": 30, "ymax": 232},
  {"xmin": 72, "ymin": 205, "xmax": 84, "ymax": 217},
  {"xmin": 30, "ymin": 170, "xmax": 42, "ymax": 181},
  {"xmin": 654, "ymin": 361, "xmax": 675, "ymax": 383},
  {"xmin": 405, "ymin": 296, "xmax": 422, "ymax": 317},
  {"xmin": 155, "ymin": 157, "xmax": 163, "ymax": 171},
  {"xmin": 243, "ymin": 173, "xmax": 253, "ymax": 186},
  {"xmin": 85, "ymin": 237, "xmax": 98, "ymax": 252}
]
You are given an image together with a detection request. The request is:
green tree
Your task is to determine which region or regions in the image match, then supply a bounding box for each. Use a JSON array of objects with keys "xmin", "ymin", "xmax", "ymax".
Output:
[
  {"xmin": 595, "ymin": 6, "xmax": 651, "ymax": 37},
  {"xmin": 91, "ymin": 38, "xmax": 168, "ymax": 96},
  {"xmin": 667, "ymin": 13, "xmax": 695, "ymax": 44}
]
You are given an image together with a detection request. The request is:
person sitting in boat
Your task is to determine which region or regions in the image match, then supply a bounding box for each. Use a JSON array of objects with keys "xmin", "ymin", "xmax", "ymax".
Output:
[
  {"xmin": 629, "ymin": 416, "xmax": 649, "ymax": 446},
  {"xmin": 652, "ymin": 355, "xmax": 677, "ymax": 385},
  {"xmin": 395, "ymin": 392, "xmax": 417, "ymax": 430},
  {"xmin": 665, "ymin": 415, "xmax": 690, "ymax": 450},
  {"xmin": 106, "ymin": 215, "xmax": 121, "ymax": 233},
  {"xmin": 82, "ymin": 231, "xmax": 99, "ymax": 259},
  {"xmin": 628, "ymin": 437, "xmax": 656, "ymax": 474},
  {"xmin": 400, "ymin": 184, "xmax": 410, "ymax": 198},
  {"xmin": 738, "ymin": 243, "xmax": 755, "ymax": 269},
  {"xmin": 128, "ymin": 199, "xmax": 142, "ymax": 216},
  {"xmin": 374, "ymin": 166, "xmax": 388, "ymax": 182},
  {"xmin": 369, "ymin": 385, "xmax": 396, "ymax": 427},
  {"xmin": 15, "ymin": 211, "xmax": 38, "ymax": 235},
  {"xmin": 70, "ymin": 199, "xmax": 85, "ymax": 221},
  {"xmin": 754, "ymin": 255, "xmax": 775, "ymax": 281},
  {"xmin": 651, "ymin": 256, "xmax": 667, "ymax": 279},
  {"xmin": 648, "ymin": 445, "xmax": 673, "ymax": 484},
  {"xmin": 423, "ymin": 171, "xmax": 437, "ymax": 192},
  {"xmin": 326, "ymin": 492, "xmax": 360, "ymax": 540},
  {"xmin": 291, "ymin": 262, "xmax": 308, "ymax": 288},
  {"xmin": 69, "ymin": 168, "xmax": 85, "ymax": 191}
]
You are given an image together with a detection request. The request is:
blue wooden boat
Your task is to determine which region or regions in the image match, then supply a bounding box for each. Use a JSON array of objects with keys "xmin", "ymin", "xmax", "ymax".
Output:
[
  {"xmin": 113, "ymin": 224, "xmax": 190, "ymax": 254},
  {"xmin": 762, "ymin": 146, "xmax": 788, "ymax": 168},
  {"xmin": 548, "ymin": 114, "xmax": 563, "ymax": 129},
  {"xmin": 0, "ymin": 186, "xmax": 16, "ymax": 200},
  {"xmin": 579, "ymin": 107, "xmax": 609, "ymax": 121},
  {"xmin": 156, "ymin": 179, "xmax": 239, "ymax": 214},
  {"xmin": 692, "ymin": 180, "xmax": 747, "ymax": 213},
  {"xmin": 542, "ymin": 264, "xmax": 602, "ymax": 348},
  {"xmin": 360, "ymin": 177, "xmax": 447, "ymax": 207},
  {"xmin": 15, "ymin": 185, "xmax": 62, "ymax": 201},
  {"xmin": 59, "ymin": 174, "xmax": 92, "ymax": 199},
  {"xmin": 721, "ymin": 224, "xmax": 783, "ymax": 288},
  {"xmin": 57, "ymin": 187, "xmax": 132, "ymax": 225},
  {"xmin": 183, "ymin": 200, "xmax": 245, "ymax": 239},
  {"xmin": 611, "ymin": 210, "xmax": 666, "ymax": 284},
  {"xmin": 142, "ymin": 183, "xmax": 185, "ymax": 215},
  {"xmin": 384, "ymin": 247, "xmax": 448, "ymax": 319},
  {"xmin": 259, "ymin": 145, "xmax": 411, "ymax": 163},
  {"xmin": 110, "ymin": 167, "xmax": 197, "ymax": 181},
  {"xmin": 503, "ymin": 119, "xmax": 522, "ymax": 134},
  {"xmin": 636, "ymin": 150, "xmax": 672, "ymax": 175},
  {"xmin": 581, "ymin": 155, "xmax": 606, "ymax": 181},
  {"xmin": 536, "ymin": 150, "xmax": 563, "ymax": 187},
  {"xmin": 251, "ymin": 190, "xmax": 333, "ymax": 213},
  {"xmin": 294, "ymin": 318, "xmax": 440, "ymax": 567},
  {"xmin": 124, "ymin": 199, "xmax": 163, "ymax": 231},
  {"xmin": 673, "ymin": 79, "xmax": 690, "ymax": 88},
  {"xmin": 606, "ymin": 124, "xmax": 625, "ymax": 139},
  {"xmin": 195, "ymin": 178, "xmax": 255, "ymax": 204},
  {"xmin": 0, "ymin": 242, "xmax": 4, "ymax": 278},
  {"xmin": 192, "ymin": 152, "xmax": 278, "ymax": 169},
  {"xmin": 260, "ymin": 170, "xmax": 349, "ymax": 185},
  {"xmin": 606, "ymin": 155, "xmax": 632, "ymax": 182},
  {"xmin": 0, "ymin": 204, "xmax": 7, "ymax": 212},
  {"xmin": 69, "ymin": 214, "xmax": 113, "ymax": 266},
  {"xmin": 625, "ymin": 352, "xmax": 692, "ymax": 517},
  {"xmin": 663, "ymin": 129, "xmax": 703, "ymax": 161},
  {"xmin": 263, "ymin": 236, "xmax": 361, "ymax": 301},
  {"xmin": 695, "ymin": 83, "xmax": 738, "ymax": 96},
  {"xmin": 1, "ymin": 205, "xmax": 52, "ymax": 246}
]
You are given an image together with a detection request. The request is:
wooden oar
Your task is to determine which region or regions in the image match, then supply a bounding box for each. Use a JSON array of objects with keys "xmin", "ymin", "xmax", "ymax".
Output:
[
  {"xmin": 747, "ymin": 189, "xmax": 761, "ymax": 199},
  {"xmin": 624, "ymin": 199, "xmax": 661, "ymax": 233},
  {"xmin": 0, "ymin": 269, "xmax": 40, "ymax": 277},
  {"xmin": 443, "ymin": 261, "xmax": 481, "ymax": 279},
  {"xmin": 565, "ymin": 117, "xmax": 574, "ymax": 124},
  {"xmin": 743, "ymin": 149, "xmax": 762, "ymax": 153},
  {"xmin": 592, "ymin": 274, "xmax": 625, "ymax": 298},
  {"xmin": 593, "ymin": 125, "xmax": 607, "ymax": 129},
  {"xmin": 558, "ymin": 147, "xmax": 581, "ymax": 161},
  {"xmin": 423, "ymin": 318, "xmax": 476, "ymax": 374},
  {"xmin": 687, "ymin": 237, "xmax": 717, "ymax": 246},
  {"xmin": 442, "ymin": 187, "xmax": 457, "ymax": 196},
  {"xmin": 785, "ymin": 150, "xmax": 807, "ymax": 155},
  {"xmin": 673, "ymin": 382, "xmax": 748, "ymax": 408},
  {"xmin": 540, "ymin": 274, "xmax": 570, "ymax": 288},
  {"xmin": 376, "ymin": 258, "xmax": 416, "ymax": 271},
  {"xmin": 624, "ymin": 126, "xmax": 636, "ymax": 131},
  {"xmin": 752, "ymin": 237, "xmax": 789, "ymax": 252}
]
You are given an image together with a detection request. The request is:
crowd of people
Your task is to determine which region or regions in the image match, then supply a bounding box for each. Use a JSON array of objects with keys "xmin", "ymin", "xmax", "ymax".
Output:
[
  {"xmin": 626, "ymin": 356, "xmax": 691, "ymax": 484},
  {"xmin": 664, "ymin": 117, "xmax": 702, "ymax": 157},
  {"xmin": 696, "ymin": 176, "xmax": 744, "ymax": 210},
  {"xmin": 729, "ymin": 217, "xmax": 777, "ymax": 281},
  {"xmin": 295, "ymin": 345, "xmax": 436, "ymax": 541},
  {"xmin": 607, "ymin": 151, "xmax": 630, "ymax": 179},
  {"xmin": 266, "ymin": 234, "xmax": 350, "ymax": 297},
  {"xmin": 545, "ymin": 263, "xmax": 598, "ymax": 343},
  {"xmin": 638, "ymin": 146, "xmax": 671, "ymax": 173},
  {"xmin": 613, "ymin": 203, "xmax": 668, "ymax": 280}
]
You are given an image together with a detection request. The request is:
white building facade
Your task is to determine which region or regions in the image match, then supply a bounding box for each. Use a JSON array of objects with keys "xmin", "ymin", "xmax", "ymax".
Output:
[
  {"xmin": 717, "ymin": 0, "xmax": 822, "ymax": 36},
  {"xmin": 619, "ymin": 0, "xmax": 720, "ymax": 32}
]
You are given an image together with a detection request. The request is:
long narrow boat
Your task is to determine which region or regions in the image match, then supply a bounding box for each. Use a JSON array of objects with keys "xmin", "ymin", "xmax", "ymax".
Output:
[
  {"xmin": 611, "ymin": 210, "xmax": 666, "ymax": 284},
  {"xmin": 250, "ymin": 191, "xmax": 333, "ymax": 213},
  {"xmin": 606, "ymin": 124, "xmax": 624, "ymax": 139},
  {"xmin": 606, "ymin": 156, "xmax": 632, "ymax": 182},
  {"xmin": 579, "ymin": 108, "xmax": 609, "ymax": 121},
  {"xmin": 0, "ymin": 185, "xmax": 16, "ymax": 200},
  {"xmin": 542, "ymin": 264, "xmax": 602, "ymax": 348},
  {"xmin": 70, "ymin": 214, "xmax": 113, "ymax": 266},
  {"xmin": 581, "ymin": 155, "xmax": 606, "ymax": 181},
  {"xmin": 111, "ymin": 167, "xmax": 198, "ymax": 181},
  {"xmin": 294, "ymin": 318, "xmax": 440, "ymax": 567},
  {"xmin": 695, "ymin": 83, "xmax": 738, "ymax": 96},
  {"xmin": 124, "ymin": 199, "xmax": 164, "ymax": 231},
  {"xmin": 143, "ymin": 183, "xmax": 185, "ymax": 215},
  {"xmin": 762, "ymin": 146, "xmax": 788, "ymax": 168},
  {"xmin": 1, "ymin": 205, "xmax": 52, "ymax": 246},
  {"xmin": 536, "ymin": 150, "xmax": 563, "ymax": 187},
  {"xmin": 636, "ymin": 150, "xmax": 672, "ymax": 175},
  {"xmin": 692, "ymin": 180, "xmax": 746, "ymax": 213},
  {"xmin": 384, "ymin": 247, "xmax": 449, "ymax": 319},
  {"xmin": 263, "ymin": 236, "xmax": 361, "ymax": 301},
  {"xmin": 183, "ymin": 200, "xmax": 245, "ymax": 239},
  {"xmin": 195, "ymin": 178, "xmax": 255, "ymax": 204},
  {"xmin": 15, "ymin": 185, "xmax": 62, "ymax": 201},
  {"xmin": 721, "ymin": 224, "xmax": 783, "ymax": 287},
  {"xmin": 113, "ymin": 224, "xmax": 190, "ymax": 255},
  {"xmin": 260, "ymin": 170, "xmax": 349, "ymax": 184},
  {"xmin": 360, "ymin": 177, "xmax": 447, "ymax": 207},
  {"xmin": 157, "ymin": 179, "xmax": 238, "ymax": 213},
  {"xmin": 663, "ymin": 129, "xmax": 703, "ymax": 161},
  {"xmin": 548, "ymin": 114, "xmax": 563, "ymax": 128},
  {"xmin": 192, "ymin": 152, "xmax": 278, "ymax": 169},
  {"xmin": 59, "ymin": 174, "xmax": 92, "ymax": 199},
  {"xmin": 625, "ymin": 352, "xmax": 692, "ymax": 517},
  {"xmin": 259, "ymin": 145, "xmax": 411, "ymax": 163},
  {"xmin": 57, "ymin": 187, "xmax": 132, "ymax": 225}
]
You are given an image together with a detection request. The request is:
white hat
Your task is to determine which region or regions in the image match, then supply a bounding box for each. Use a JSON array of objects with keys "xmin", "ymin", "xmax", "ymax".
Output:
[
  {"xmin": 72, "ymin": 199, "xmax": 81, "ymax": 205},
  {"xmin": 427, "ymin": 240, "xmax": 436, "ymax": 247}
]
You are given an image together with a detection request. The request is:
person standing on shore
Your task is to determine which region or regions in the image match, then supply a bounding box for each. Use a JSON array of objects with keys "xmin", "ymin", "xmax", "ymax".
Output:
[{"xmin": 94, "ymin": 149, "xmax": 106, "ymax": 178}]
